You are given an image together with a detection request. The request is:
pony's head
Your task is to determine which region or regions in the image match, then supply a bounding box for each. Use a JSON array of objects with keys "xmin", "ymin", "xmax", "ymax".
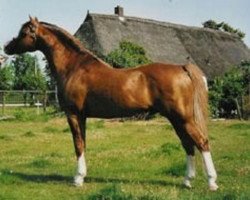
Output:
[{"xmin": 4, "ymin": 16, "xmax": 39, "ymax": 55}]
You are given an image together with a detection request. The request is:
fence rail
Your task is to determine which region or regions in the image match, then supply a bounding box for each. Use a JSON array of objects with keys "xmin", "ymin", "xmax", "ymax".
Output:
[{"xmin": 0, "ymin": 90, "xmax": 58, "ymax": 115}]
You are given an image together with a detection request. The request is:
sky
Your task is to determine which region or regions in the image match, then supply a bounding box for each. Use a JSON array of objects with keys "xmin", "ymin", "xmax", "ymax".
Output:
[{"xmin": 1, "ymin": 0, "xmax": 250, "ymax": 51}]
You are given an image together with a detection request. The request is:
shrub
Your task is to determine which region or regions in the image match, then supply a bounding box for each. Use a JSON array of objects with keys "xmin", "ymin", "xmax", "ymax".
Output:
[
  {"xmin": 105, "ymin": 41, "xmax": 151, "ymax": 68},
  {"xmin": 209, "ymin": 62, "xmax": 249, "ymax": 118}
]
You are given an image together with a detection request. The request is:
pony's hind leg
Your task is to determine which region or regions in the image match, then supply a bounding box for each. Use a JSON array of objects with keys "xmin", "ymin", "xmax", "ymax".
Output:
[
  {"xmin": 184, "ymin": 121, "xmax": 218, "ymax": 191},
  {"xmin": 169, "ymin": 117, "xmax": 218, "ymax": 190},
  {"xmin": 172, "ymin": 123, "xmax": 196, "ymax": 188},
  {"xmin": 182, "ymin": 138, "xmax": 196, "ymax": 189}
]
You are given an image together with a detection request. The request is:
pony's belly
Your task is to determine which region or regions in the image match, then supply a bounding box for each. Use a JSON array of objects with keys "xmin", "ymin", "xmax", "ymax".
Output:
[
  {"xmin": 86, "ymin": 104, "xmax": 147, "ymax": 118},
  {"xmin": 85, "ymin": 98, "xmax": 151, "ymax": 118}
]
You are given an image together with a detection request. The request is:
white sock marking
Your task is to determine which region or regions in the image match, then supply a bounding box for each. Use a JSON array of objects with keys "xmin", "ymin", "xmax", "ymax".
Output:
[
  {"xmin": 183, "ymin": 155, "xmax": 196, "ymax": 188},
  {"xmin": 202, "ymin": 151, "xmax": 218, "ymax": 190},
  {"xmin": 74, "ymin": 153, "xmax": 87, "ymax": 186},
  {"xmin": 77, "ymin": 153, "xmax": 87, "ymax": 176},
  {"xmin": 186, "ymin": 155, "xmax": 196, "ymax": 178}
]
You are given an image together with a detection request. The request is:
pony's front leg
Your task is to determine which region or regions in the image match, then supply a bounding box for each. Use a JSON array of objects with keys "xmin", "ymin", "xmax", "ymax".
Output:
[{"xmin": 67, "ymin": 114, "xmax": 87, "ymax": 186}]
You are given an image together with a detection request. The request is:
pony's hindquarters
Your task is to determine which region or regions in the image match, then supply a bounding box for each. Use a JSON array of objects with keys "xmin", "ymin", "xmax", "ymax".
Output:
[
  {"xmin": 158, "ymin": 63, "xmax": 218, "ymax": 190},
  {"xmin": 185, "ymin": 64, "xmax": 218, "ymax": 190}
]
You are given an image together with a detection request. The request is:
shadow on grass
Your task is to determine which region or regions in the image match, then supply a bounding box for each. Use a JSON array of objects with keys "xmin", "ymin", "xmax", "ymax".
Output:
[
  {"xmin": 3, "ymin": 170, "xmax": 182, "ymax": 188},
  {"xmin": 1, "ymin": 170, "xmax": 72, "ymax": 184},
  {"xmin": 85, "ymin": 176, "xmax": 182, "ymax": 188}
]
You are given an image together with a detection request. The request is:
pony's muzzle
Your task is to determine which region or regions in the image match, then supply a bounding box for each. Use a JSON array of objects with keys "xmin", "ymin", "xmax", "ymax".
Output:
[{"xmin": 4, "ymin": 38, "xmax": 16, "ymax": 55}]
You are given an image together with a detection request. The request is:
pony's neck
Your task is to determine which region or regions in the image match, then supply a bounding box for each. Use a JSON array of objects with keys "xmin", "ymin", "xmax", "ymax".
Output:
[
  {"xmin": 37, "ymin": 24, "xmax": 106, "ymax": 80},
  {"xmin": 38, "ymin": 34, "xmax": 75, "ymax": 76}
]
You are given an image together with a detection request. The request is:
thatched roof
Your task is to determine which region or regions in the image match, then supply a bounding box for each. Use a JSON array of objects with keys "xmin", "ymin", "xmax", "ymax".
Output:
[{"xmin": 75, "ymin": 10, "xmax": 250, "ymax": 79}]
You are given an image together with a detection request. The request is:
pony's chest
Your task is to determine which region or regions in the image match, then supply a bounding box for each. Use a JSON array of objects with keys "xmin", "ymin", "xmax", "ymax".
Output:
[{"xmin": 63, "ymin": 76, "xmax": 87, "ymax": 110}]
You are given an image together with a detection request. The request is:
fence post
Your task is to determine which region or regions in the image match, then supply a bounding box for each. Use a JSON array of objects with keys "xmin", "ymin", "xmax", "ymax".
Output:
[
  {"xmin": 2, "ymin": 91, "xmax": 5, "ymax": 115},
  {"xmin": 43, "ymin": 90, "xmax": 47, "ymax": 112},
  {"xmin": 55, "ymin": 86, "xmax": 59, "ymax": 105},
  {"xmin": 234, "ymin": 98, "xmax": 242, "ymax": 120},
  {"xmin": 23, "ymin": 90, "xmax": 28, "ymax": 107}
]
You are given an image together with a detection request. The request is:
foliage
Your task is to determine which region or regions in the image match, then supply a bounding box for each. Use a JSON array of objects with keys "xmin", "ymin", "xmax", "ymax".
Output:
[
  {"xmin": 105, "ymin": 41, "xmax": 151, "ymax": 68},
  {"xmin": 240, "ymin": 60, "xmax": 250, "ymax": 94},
  {"xmin": 44, "ymin": 61, "xmax": 57, "ymax": 90},
  {"xmin": 0, "ymin": 64, "xmax": 14, "ymax": 90},
  {"xmin": 202, "ymin": 20, "xmax": 223, "ymax": 30},
  {"xmin": 208, "ymin": 78, "xmax": 224, "ymax": 118},
  {"xmin": 209, "ymin": 62, "xmax": 249, "ymax": 118},
  {"xmin": 0, "ymin": 46, "xmax": 13, "ymax": 90},
  {"xmin": 11, "ymin": 53, "xmax": 47, "ymax": 91},
  {"xmin": 202, "ymin": 20, "xmax": 245, "ymax": 39}
]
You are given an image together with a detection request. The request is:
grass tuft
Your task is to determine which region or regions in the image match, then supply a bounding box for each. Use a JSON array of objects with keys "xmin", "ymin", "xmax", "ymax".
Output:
[
  {"xmin": 228, "ymin": 123, "xmax": 250, "ymax": 130},
  {"xmin": 160, "ymin": 143, "xmax": 181, "ymax": 155},
  {"xmin": 87, "ymin": 120, "xmax": 105, "ymax": 131},
  {"xmin": 43, "ymin": 126, "xmax": 60, "ymax": 134},
  {"xmin": 0, "ymin": 135, "xmax": 12, "ymax": 141},
  {"xmin": 87, "ymin": 184, "xmax": 133, "ymax": 200},
  {"xmin": 23, "ymin": 131, "xmax": 35, "ymax": 137},
  {"xmin": 28, "ymin": 158, "xmax": 51, "ymax": 168},
  {"xmin": 162, "ymin": 163, "xmax": 186, "ymax": 177}
]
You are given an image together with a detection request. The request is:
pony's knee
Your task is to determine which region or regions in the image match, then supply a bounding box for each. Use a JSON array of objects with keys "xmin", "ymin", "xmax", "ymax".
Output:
[{"xmin": 196, "ymin": 138, "xmax": 210, "ymax": 152}]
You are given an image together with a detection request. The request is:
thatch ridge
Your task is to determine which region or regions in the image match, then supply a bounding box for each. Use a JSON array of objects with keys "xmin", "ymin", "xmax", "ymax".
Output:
[{"xmin": 88, "ymin": 13, "xmax": 240, "ymax": 38}]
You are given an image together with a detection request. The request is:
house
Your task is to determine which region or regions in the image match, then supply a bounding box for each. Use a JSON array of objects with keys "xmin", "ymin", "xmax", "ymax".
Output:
[
  {"xmin": 75, "ymin": 6, "xmax": 250, "ymax": 79},
  {"xmin": 0, "ymin": 54, "xmax": 7, "ymax": 67}
]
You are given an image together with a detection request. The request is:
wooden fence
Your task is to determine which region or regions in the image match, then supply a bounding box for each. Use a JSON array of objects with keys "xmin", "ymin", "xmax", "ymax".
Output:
[{"xmin": 0, "ymin": 90, "xmax": 58, "ymax": 115}]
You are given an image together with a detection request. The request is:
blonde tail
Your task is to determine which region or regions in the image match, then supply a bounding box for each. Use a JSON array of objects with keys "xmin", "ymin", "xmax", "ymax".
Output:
[{"xmin": 185, "ymin": 64, "xmax": 208, "ymax": 136}]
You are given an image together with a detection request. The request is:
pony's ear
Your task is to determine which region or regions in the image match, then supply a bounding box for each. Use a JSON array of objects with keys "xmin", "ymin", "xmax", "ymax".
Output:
[{"xmin": 29, "ymin": 15, "xmax": 39, "ymax": 26}]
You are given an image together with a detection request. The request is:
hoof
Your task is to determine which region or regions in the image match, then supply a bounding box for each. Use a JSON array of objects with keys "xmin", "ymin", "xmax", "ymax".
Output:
[
  {"xmin": 74, "ymin": 181, "xmax": 83, "ymax": 187},
  {"xmin": 183, "ymin": 179, "xmax": 192, "ymax": 189},
  {"xmin": 209, "ymin": 183, "xmax": 219, "ymax": 191},
  {"xmin": 74, "ymin": 174, "xmax": 84, "ymax": 187}
]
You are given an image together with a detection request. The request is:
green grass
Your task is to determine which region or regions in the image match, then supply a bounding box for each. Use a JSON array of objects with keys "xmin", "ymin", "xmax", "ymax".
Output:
[{"xmin": 0, "ymin": 115, "xmax": 249, "ymax": 200}]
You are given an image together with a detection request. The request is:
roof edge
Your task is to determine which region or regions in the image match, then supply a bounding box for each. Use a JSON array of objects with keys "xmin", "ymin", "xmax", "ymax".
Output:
[{"xmin": 86, "ymin": 12, "xmax": 241, "ymax": 40}]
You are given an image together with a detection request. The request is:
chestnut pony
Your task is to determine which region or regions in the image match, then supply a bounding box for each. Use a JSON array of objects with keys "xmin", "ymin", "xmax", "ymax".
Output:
[{"xmin": 4, "ymin": 17, "xmax": 218, "ymax": 190}]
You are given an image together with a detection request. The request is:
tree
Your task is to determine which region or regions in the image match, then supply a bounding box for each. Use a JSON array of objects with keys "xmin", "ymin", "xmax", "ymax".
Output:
[
  {"xmin": 209, "ymin": 65, "xmax": 247, "ymax": 119},
  {"xmin": 0, "ymin": 64, "xmax": 14, "ymax": 90},
  {"xmin": 105, "ymin": 41, "xmax": 151, "ymax": 68},
  {"xmin": 202, "ymin": 20, "xmax": 222, "ymax": 30},
  {"xmin": 209, "ymin": 78, "xmax": 224, "ymax": 118},
  {"xmin": 221, "ymin": 23, "xmax": 234, "ymax": 33},
  {"xmin": 12, "ymin": 53, "xmax": 47, "ymax": 91},
  {"xmin": 240, "ymin": 60, "xmax": 250, "ymax": 94},
  {"xmin": 220, "ymin": 68, "xmax": 244, "ymax": 118},
  {"xmin": 202, "ymin": 20, "xmax": 245, "ymax": 39},
  {"xmin": 0, "ymin": 46, "xmax": 13, "ymax": 90}
]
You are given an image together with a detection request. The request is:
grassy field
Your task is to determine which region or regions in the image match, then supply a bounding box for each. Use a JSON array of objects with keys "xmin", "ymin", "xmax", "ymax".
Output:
[{"xmin": 0, "ymin": 108, "xmax": 249, "ymax": 200}]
